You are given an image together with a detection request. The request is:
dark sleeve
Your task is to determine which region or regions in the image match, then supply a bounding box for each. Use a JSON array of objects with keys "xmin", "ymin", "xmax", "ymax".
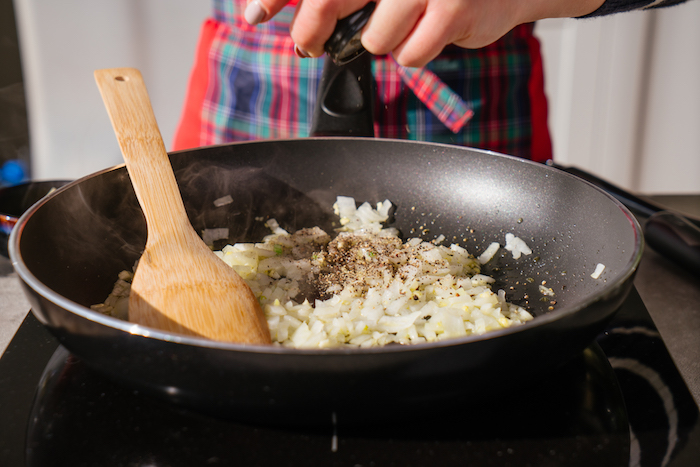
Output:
[{"xmin": 581, "ymin": 0, "xmax": 689, "ymax": 18}]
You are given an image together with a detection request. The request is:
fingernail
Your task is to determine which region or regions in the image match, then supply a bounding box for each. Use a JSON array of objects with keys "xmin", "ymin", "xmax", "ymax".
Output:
[
  {"xmin": 244, "ymin": 0, "xmax": 266, "ymax": 25},
  {"xmin": 294, "ymin": 44, "xmax": 311, "ymax": 58}
]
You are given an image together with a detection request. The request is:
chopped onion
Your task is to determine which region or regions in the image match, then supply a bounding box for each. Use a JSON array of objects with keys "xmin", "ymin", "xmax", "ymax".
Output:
[
  {"xmin": 213, "ymin": 195, "xmax": 233, "ymax": 207},
  {"xmin": 504, "ymin": 233, "xmax": 532, "ymax": 259},
  {"xmin": 591, "ymin": 263, "xmax": 606, "ymax": 279},
  {"xmin": 478, "ymin": 242, "xmax": 501, "ymax": 264},
  {"xmin": 201, "ymin": 228, "xmax": 229, "ymax": 245}
]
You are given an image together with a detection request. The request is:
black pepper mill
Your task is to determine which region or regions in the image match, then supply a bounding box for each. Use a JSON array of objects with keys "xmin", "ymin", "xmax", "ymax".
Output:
[{"xmin": 310, "ymin": 3, "xmax": 376, "ymax": 137}]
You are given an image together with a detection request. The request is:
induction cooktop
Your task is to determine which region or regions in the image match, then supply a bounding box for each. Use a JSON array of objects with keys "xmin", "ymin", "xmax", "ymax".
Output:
[{"xmin": 1, "ymin": 288, "xmax": 698, "ymax": 466}]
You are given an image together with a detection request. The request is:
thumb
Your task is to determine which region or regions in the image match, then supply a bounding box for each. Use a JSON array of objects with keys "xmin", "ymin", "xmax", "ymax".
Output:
[{"xmin": 244, "ymin": 0, "xmax": 292, "ymax": 25}]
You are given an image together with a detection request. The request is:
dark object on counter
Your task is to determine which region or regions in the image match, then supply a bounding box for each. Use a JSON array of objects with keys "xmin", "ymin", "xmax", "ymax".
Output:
[
  {"xmin": 0, "ymin": 180, "xmax": 70, "ymax": 257},
  {"xmin": 645, "ymin": 211, "xmax": 700, "ymax": 275},
  {"xmin": 550, "ymin": 162, "xmax": 700, "ymax": 276},
  {"xmin": 9, "ymin": 138, "xmax": 643, "ymax": 425}
]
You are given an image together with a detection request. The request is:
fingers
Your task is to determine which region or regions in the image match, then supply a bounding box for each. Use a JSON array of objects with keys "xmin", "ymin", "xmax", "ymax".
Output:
[
  {"xmin": 246, "ymin": 0, "xmax": 515, "ymax": 68},
  {"xmin": 367, "ymin": 0, "xmax": 511, "ymax": 68},
  {"xmin": 243, "ymin": 0, "xmax": 292, "ymax": 25},
  {"xmin": 287, "ymin": 0, "xmax": 455, "ymax": 67},
  {"xmin": 388, "ymin": 4, "xmax": 460, "ymax": 67},
  {"xmin": 361, "ymin": 0, "xmax": 426, "ymax": 57},
  {"xmin": 290, "ymin": 0, "xmax": 372, "ymax": 58}
]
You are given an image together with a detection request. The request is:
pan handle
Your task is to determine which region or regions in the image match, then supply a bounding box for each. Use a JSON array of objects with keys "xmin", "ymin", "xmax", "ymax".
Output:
[
  {"xmin": 549, "ymin": 162, "xmax": 700, "ymax": 275},
  {"xmin": 645, "ymin": 211, "xmax": 700, "ymax": 275}
]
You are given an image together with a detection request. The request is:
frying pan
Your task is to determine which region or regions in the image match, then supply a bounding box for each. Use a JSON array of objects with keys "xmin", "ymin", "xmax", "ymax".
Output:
[
  {"xmin": 9, "ymin": 136, "xmax": 643, "ymax": 424},
  {"xmin": 0, "ymin": 180, "xmax": 71, "ymax": 257},
  {"xmin": 8, "ymin": 27, "xmax": 643, "ymax": 424}
]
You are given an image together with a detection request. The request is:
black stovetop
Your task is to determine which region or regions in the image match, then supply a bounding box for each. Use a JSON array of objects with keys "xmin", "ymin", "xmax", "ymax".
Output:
[{"xmin": 1, "ymin": 288, "xmax": 698, "ymax": 467}]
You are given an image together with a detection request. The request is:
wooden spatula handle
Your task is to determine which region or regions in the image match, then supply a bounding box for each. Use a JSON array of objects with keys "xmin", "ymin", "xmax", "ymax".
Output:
[
  {"xmin": 94, "ymin": 67, "xmax": 270, "ymax": 344},
  {"xmin": 94, "ymin": 68, "xmax": 189, "ymax": 238}
]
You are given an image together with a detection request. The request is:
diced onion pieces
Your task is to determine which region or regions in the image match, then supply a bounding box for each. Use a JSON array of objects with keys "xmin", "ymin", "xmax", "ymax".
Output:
[
  {"xmin": 265, "ymin": 218, "xmax": 289, "ymax": 235},
  {"xmin": 504, "ymin": 233, "xmax": 532, "ymax": 259},
  {"xmin": 201, "ymin": 228, "xmax": 229, "ymax": 246},
  {"xmin": 213, "ymin": 195, "xmax": 233, "ymax": 207},
  {"xmin": 93, "ymin": 196, "xmax": 536, "ymax": 349},
  {"xmin": 235, "ymin": 197, "xmax": 533, "ymax": 348},
  {"xmin": 478, "ymin": 242, "xmax": 500, "ymax": 264}
]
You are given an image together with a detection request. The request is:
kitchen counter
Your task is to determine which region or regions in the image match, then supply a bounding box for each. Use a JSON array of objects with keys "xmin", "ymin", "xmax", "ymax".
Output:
[
  {"xmin": 1, "ymin": 194, "xmax": 699, "ymax": 406},
  {"xmin": 0, "ymin": 256, "xmax": 30, "ymax": 354},
  {"xmin": 632, "ymin": 194, "xmax": 700, "ymax": 407}
]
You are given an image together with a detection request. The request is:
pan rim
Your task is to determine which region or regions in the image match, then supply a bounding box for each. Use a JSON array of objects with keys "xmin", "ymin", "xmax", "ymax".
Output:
[{"xmin": 9, "ymin": 139, "xmax": 645, "ymax": 355}]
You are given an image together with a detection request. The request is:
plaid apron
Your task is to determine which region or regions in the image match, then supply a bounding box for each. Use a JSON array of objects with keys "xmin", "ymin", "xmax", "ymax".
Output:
[{"xmin": 174, "ymin": 0, "xmax": 551, "ymax": 162}]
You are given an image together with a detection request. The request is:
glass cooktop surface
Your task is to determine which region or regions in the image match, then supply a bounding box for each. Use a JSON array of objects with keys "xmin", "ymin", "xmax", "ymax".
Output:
[{"xmin": 0, "ymin": 289, "xmax": 698, "ymax": 466}]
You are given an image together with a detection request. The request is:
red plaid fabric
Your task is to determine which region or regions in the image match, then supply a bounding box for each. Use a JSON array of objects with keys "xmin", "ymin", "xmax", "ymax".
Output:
[
  {"xmin": 174, "ymin": 1, "xmax": 552, "ymax": 162},
  {"xmin": 396, "ymin": 65, "xmax": 475, "ymax": 134}
]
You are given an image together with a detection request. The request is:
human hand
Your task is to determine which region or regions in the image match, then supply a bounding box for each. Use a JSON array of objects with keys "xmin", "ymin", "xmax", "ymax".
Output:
[{"xmin": 243, "ymin": 0, "xmax": 605, "ymax": 68}]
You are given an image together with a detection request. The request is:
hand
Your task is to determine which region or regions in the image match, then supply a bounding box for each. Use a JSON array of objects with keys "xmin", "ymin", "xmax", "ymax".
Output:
[{"xmin": 244, "ymin": 0, "xmax": 605, "ymax": 68}]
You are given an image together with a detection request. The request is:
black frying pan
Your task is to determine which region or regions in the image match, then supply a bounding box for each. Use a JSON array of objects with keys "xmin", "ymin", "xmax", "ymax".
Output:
[
  {"xmin": 9, "ymin": 137, "xmax": 643, "ymax": 424},
  {"xmin": 0, "ymin": 180, "xmax": 71, "ymax": 257}
]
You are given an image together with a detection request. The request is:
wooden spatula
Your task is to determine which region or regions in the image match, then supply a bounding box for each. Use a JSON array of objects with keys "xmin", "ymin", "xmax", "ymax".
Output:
[{"xmin": 94, "ymin": 68, "xmax": 271, "ymax": 345}]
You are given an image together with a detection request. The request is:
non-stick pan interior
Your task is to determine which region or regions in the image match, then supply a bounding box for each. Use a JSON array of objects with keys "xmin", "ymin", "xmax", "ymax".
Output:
[{"xmin": 16, "ymin": 138, "xmax": 641, "ymax": 324}]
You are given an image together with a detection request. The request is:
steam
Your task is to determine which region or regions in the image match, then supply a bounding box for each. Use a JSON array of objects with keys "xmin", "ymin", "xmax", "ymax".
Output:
[
  {"xmin": 18, "ymin": 168, "xmax": 147, "ymax": 305},
  {"xmin": 172, "ymin": 160, "xmax": 336, "ymax": 248}
]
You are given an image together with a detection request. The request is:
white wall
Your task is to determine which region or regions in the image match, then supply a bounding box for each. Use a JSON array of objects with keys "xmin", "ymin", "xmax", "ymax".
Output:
[
  {"xmin": 14, "ymin": 0, "xmax": 209, "ymax": 180},
  {"xmin": 637, "ymin": 2, "xmax": 700, "ymax": 193},
  {"xmin": 536, "ymin": 1, "xmax": 700, "ymax": 194},
  {"xmin": 15, "ymin": 0, "xmax": 700, "ymax": 193},
  {"xmin": 536, "ymin": 12, "xmax": 651, "ymax": 190}
]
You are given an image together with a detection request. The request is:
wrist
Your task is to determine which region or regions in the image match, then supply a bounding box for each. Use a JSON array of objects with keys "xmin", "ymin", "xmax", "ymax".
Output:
[{"xmin": 517, "ymin": 0, "xmax": 606, "ymax": 23}]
